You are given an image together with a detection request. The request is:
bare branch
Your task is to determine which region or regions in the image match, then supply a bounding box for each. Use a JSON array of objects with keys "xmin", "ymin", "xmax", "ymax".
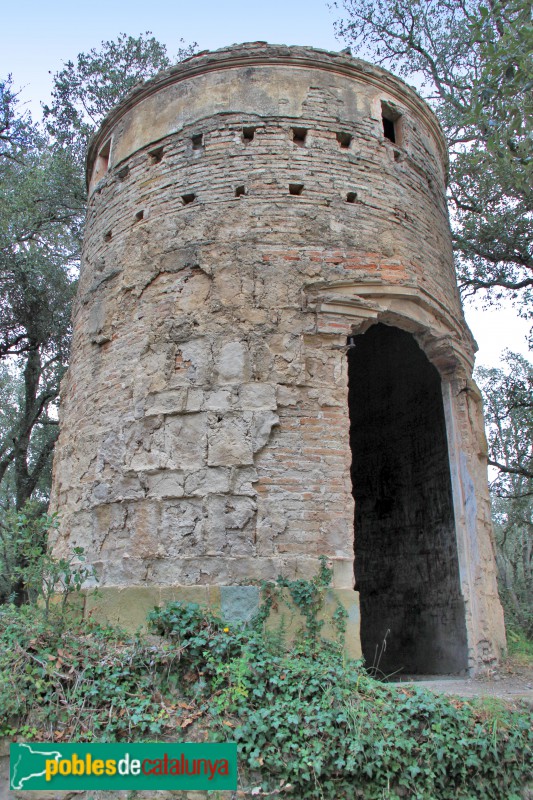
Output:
[{"xmin": 488, "ymin": 459, "xmax": 533, "ymax": 480}]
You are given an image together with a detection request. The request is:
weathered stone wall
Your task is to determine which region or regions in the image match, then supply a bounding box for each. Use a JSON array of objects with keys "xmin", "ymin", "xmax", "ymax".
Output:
[{"xmin": 49, "ymin": 43, "xmax": 505, "ymax": 672}]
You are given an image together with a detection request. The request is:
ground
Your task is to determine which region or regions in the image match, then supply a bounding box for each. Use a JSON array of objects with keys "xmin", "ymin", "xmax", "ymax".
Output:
[{"xmin": 394, "ymin": 656, "xmax": 533, "ymax": 707}]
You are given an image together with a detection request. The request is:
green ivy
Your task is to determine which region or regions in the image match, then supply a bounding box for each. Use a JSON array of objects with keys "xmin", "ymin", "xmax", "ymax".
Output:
[
  {"xmin": 250, "ymin": 555, "xmax": 348, "ymax": 650},
  {"xmin": 1, "ymin": 561, "xmax": 532, "ymax": 799}
]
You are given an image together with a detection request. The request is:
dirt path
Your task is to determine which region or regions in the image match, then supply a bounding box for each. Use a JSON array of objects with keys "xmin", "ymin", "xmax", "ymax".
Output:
[{"xmin": 392, "ymin": 660, "xmax": 533, "ymax": 707}]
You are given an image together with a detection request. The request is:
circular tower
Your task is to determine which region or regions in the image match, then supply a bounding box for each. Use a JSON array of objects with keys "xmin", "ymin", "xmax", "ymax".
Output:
[{"xmin": 50, "ymin": 43, "xmax": 505, "ymax": 674}]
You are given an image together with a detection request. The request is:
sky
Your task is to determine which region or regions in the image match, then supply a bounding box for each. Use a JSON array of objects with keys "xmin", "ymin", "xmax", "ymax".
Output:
[{"xmin": 2, "ymin": 0, "xmax": 530, "ymax": 369}]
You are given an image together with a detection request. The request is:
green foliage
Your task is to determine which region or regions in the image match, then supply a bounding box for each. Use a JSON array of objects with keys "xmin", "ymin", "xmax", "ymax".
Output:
[
  {"xmin": 2, "ymin": 563, "xmax": 532, "ymax": 797},
  {"xmin": 0, "ymin": 32, "xmax": 196, "ymax": 595},
  {"xmin": 148, "ymin": 600, "xmax": 250, "ymax": 684},
  {"xmin": 275, "ymin": 555, "xmax": 340, "ymax": 644},
  {"xmin": 476, "ymin": 352, "xmax": 532, "ymax": 638},
  {"xmin": 0, "ymin": 605, "xmax": 179, "ymax": 741},
  {"xmin": 250, "ymin": 556, "xmax": 348, "ymax": 650},
  {"xmin": 0, "ymin": 503, "xmax": 52, "ymax": 604},
  {"xmin": 333, "ymin": 0, "xmax": 532, "ymax": 311},
  {"xmin": 43, "ymin": 32, "xmax": 197, "ymax": 160},
  {"xmin": 468, "ymin": 0, "xmax": 532, "ymax": 177},
  {"xmin": 0, "ymin": 504, "xmax": 96, "ymax": 609},
  {"xmin": 233, "ymin": 656, "xmax": 532, "ymax": 799},
  {"xmin": 0, "ymin": 84, "xmax": 79, "ymax": 516},
  {"xmin": 0, "ymin": 77, "xmax": 32, "ymax": 160},
  {"xmin": 506, "ymin": 626, "xmax": 533, "ymax": 662}
]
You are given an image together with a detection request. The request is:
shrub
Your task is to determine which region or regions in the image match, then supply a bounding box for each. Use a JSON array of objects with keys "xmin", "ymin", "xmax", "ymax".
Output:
[
  {"xmin": 0, "ymin": 603, "xmax": 184, "ymax": 741},
  {"xmin": 1, "ymin": 562, "xmax": 531, "ymax": 799}
]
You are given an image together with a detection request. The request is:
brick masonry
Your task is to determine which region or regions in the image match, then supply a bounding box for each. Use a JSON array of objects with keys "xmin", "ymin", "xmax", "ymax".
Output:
[{"xmin": 49, "ymin": 43, "xmax": 505, "ymax": 674}]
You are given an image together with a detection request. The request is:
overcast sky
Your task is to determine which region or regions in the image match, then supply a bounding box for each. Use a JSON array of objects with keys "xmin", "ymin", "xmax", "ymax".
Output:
[{"xmin": 2, "ymin": 0, "xmax": 530, "ymax": 369}]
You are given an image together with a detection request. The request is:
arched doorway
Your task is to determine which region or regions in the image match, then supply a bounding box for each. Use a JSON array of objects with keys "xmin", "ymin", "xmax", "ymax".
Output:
[{"xmin": 348, "ymin": 324, "xmax": 468, "ymax": 675}]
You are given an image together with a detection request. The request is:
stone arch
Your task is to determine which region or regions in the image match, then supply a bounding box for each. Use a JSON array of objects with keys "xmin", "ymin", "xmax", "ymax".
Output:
[{"xmin": 347, "ymin": 322, "xmax": 469, "ymax": 675}]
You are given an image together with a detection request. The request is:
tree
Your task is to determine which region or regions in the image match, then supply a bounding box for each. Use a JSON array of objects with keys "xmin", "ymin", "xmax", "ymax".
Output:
[
  {"xmin": 0, "ymin": 84, "xmax": 80, "ymax": 602},
  {"xmin": 333, "ymin": 0, "xmax": 532, "ymax": 313},
  {"xmin": 477, "ymin": 353, "xmax": 532, "ymax": 634},
  {"xmin": 0, "ymin": 77, "xmax": 31, "ymax": 162},
  {"xmin": 43, "ymin": 32, "xmax": 197, "ymax": 162},
  {"xmin": 1, "ymin": 33, "xmax": 197, "ymax": 603},
  {"xmin": 477, "ymin": 354, "xmax": 532, "ymax": 483},
  {"xmin": 0, "ymin": 83, "xmax": 80, "ymax": 515},
  {"xmin": 1, "ymin": 34, "xmax": 198, "ymax": 511}
]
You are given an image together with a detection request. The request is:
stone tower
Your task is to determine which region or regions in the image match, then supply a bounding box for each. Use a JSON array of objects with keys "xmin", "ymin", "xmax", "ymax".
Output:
[{"xmin": 50, "ymin": 43, "xmax": 506, "ymax": 674}]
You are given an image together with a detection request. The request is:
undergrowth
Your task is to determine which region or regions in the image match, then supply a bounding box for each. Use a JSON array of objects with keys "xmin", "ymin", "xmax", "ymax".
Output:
[
  {"xmin": 1, "ymin": 559, "xmax": 532, "ymax": 799},
  {"xmin": 506, "ymin": 624, "xmax": 533, "ymax": 663}
]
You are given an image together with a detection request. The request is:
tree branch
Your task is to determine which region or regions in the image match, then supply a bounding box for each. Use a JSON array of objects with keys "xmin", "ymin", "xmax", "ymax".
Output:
[{"xmin": 488, "ymin": 459, "xmax": 533, "ymax": 480}]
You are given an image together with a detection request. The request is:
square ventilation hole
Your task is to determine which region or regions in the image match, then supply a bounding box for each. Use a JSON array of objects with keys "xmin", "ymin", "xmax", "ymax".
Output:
[
  {"xmin": 235, "ymin": 185, "xmax": 246, "ymax": 197},
  {"xmin": 337, "ymin": 132, "xmax": 352, "ymax": 149},
  {"xmin": 289, "ymin": 183, "xmax": 304, "ymax": 196},
  {"xmin": 192, "ymin": 133, "xmax": 203, "ymax": 149},
  {"xmin": 381, "ymin": 101, "xmax": 403, "ymax": 145},
  {"xmin": 242, "ymin": 127, "xmax": 256, "ymax": 143},
  {"xmin": 346, "ymin": 191, "xmax": 357, "ymax": 203},
  {"xmin": 135, "ymin": 210, "xmax": 144, "ymax": 222},
  {"xmin": 117, "ymin": 165, "xmax": 130, "ymax": 180},
  {"xmin": 292, "ymin": 127, "xmax": 307, "ymax": 145},
  {"xmin": 181, "ymin": 193, "xmax": 196, "ymax": 205},
  {"xmin": 149, "ymin": 146, "xmax": 164, "ymax": 164},
  {"xmin": 103, "ymin": 230, "xmax": 112, "ymax": 242}
]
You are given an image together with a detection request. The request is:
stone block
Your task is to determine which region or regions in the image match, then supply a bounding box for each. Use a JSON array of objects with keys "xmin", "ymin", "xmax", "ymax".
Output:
[
  {"xmin": 145, "ymin": 388, "xmax": 188, "ymax": 415},
  {"xmin": 110, "ymin": 474, "xmax": 145, "ymax": 502},
  {"xmin": 90, "ymin": 481, "xmax": 109, "ymax": 503},
  {"xmin": 165, "ymin": 413, "xmax": 207, "ymax": 470},
  {"xmin": 205, "ymin": 495, "xmax": 257, "ymax": 554},
  {"xmin": 185, "ymin": 388, "xmax": 205, "ymax": 412},
  {"xmin": 171, "ymin": 338, "xmax": 212, "ymax": 386},
  {"xmin": 204, "ymin": 388, "xmax": 233, "ymax": 411},
  {"xmin": 92, "ymin": 556, "xmax": 149, "ymax": 585},
  {"xmin": 87, "ymin": 297, "xmax": 108, "ymax": 340},
  {"xmin": 158, "ymin": 584, "xmax": 220, "ymax": 611},
  {"xmin": 177, "ymin": 270, "xmax": 212, "ymax": 311},
  {"xmin": 230, "ymin": 466, "xmax": 258, "ymax": 495},
  {"xmin": 207, "ymin": 413, "xmax": 253, "ymax": 466},
  {"xmin": 84, "ymin": 585, "xmax": 220, "ymax": 631},
  {"xmin": 85, "ymin": 586, "xmax": 164, "ymax": 630},
  {"xmin": 146, "ymin": 470, "xmax": 185, "ymax": 499},
  {"xmin": 320, "ymin": 589, "xmax": 362, "ymax": 660},
  {"xmin": 220, "ymin": 585, "xmax": 260, "ymax": 625},
  {"xmin": 184, "ymin": 467, "xmax": 231, "ymax": 495},
  {"xmin": 251, "ymin": 411, "xmax": 279, "ymax": 452},
  {"xmin": 332, "ymin": 558, "xmax": 356, "ymax": 589},
  {"xmin": 97, "ymin": 430, "xmax": 127, "ymax": 469},
  {"xmin": 215, "ymin": 341, "xmax": 250, "ymax": 383},
  {"xmin": 129, "ymin": 449, "xmax": 168, "ymax": 472},
  {"xmin": 239, "ymin": 382, "xmax": 277, "ymax": 409},
  {"xmin": 160, "ymin": 499, "xmax": 205, "ymax": 552}
]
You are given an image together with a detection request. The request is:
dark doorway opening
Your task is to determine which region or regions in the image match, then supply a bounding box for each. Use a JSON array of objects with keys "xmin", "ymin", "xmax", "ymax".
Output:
[{"xmin": 348, "ymin": 324, "xmax": 468, "ymax": 675}]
